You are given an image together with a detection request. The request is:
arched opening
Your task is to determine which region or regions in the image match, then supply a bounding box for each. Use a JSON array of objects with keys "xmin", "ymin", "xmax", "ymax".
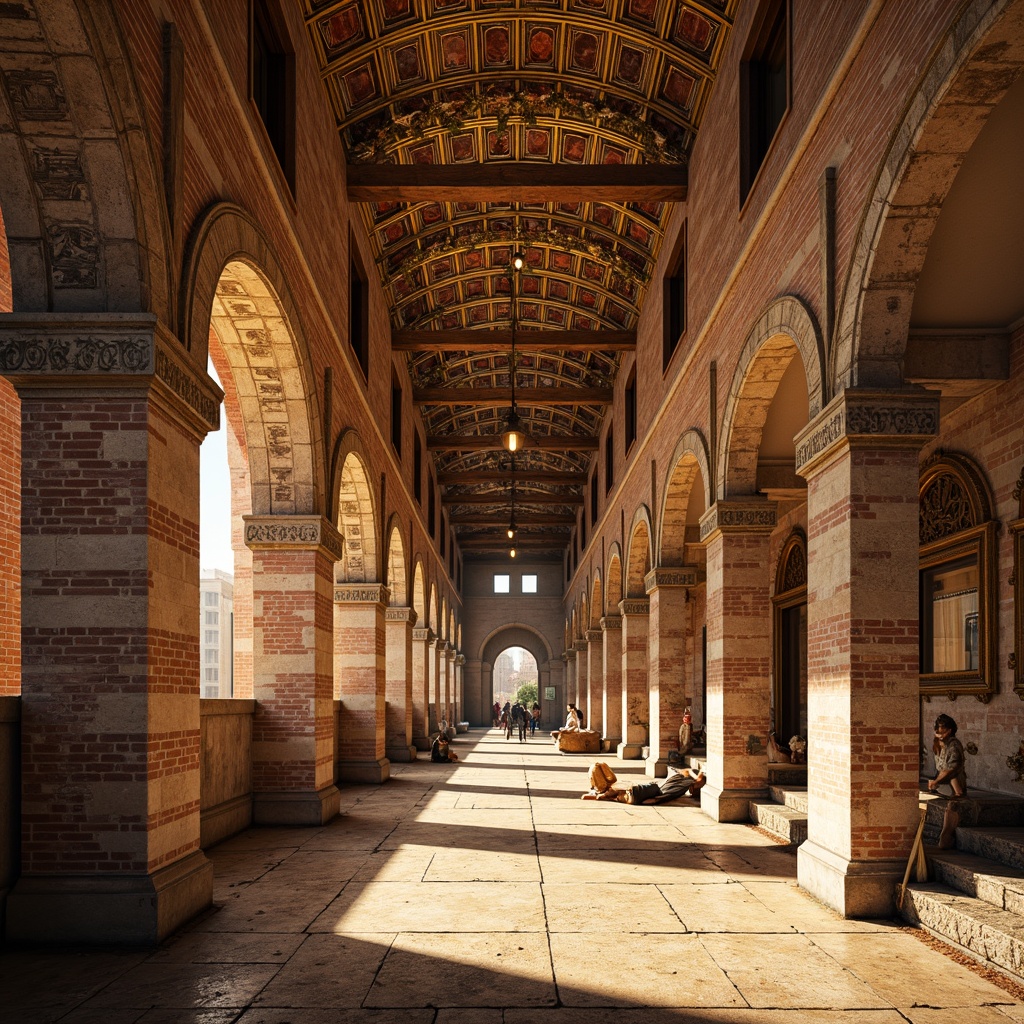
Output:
[
  {"xmin": 772, "ymin": 531, "xmax": 807, "ymax": 744},
  {"xmin": 492, "ymin": 646, "xmax": 539, "ymax": 709},
  {"xmin": 335, "ymin": 447, "xmax": 378, "ymax": 585}
]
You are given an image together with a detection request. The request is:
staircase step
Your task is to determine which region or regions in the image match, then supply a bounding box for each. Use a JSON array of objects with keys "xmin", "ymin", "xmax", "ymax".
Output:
[
  {"xmin": 919, "ymin": 791, "xmax": 1024, "ymax": 846},
  {"xmin": 956, "ymin": 827, "xmax": 1024, "ymax": 872},
  {"xmin": 767, "ymin": 762, "xmax": 807, "ymax": 786},
  {"xmin": 768, "ymin": 785, "xmax": 808, "ymax": 813},
  {"xmin": 928, "ymin": 848, "xmax": 1024, "ymax": 914},
  {"xmin": 899, "ymin": 883, "xmax": 1024, "ymax": 979},
  {"xmin": 748, "ymin": 799, "xmax": 807, "ymax": 845}
]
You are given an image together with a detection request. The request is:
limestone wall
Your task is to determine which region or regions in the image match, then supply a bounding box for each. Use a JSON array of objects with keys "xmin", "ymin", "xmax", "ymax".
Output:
[{"xmin": 199, "ymin": 698, "xmax": 255, "ymax": 848}]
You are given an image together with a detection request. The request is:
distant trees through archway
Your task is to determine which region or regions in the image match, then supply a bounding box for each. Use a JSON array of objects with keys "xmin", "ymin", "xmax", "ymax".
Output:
[{"xmin": 491, "ymin": 647, "xmax": 539, "ymax": 708}]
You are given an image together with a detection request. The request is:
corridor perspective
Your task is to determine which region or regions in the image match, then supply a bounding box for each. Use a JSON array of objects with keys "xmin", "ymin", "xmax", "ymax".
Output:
[{"xmin": 2, "ymin": 729, "xmax": 1021, "ymax": 1022}]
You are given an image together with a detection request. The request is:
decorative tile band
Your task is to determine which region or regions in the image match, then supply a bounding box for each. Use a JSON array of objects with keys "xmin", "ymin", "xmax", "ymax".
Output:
[{"xmin": 334, "ymin": 584, "xmax": 389, "ymax": 604}]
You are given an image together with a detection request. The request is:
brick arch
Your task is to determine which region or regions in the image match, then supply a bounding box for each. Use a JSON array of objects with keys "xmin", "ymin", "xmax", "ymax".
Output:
[
  {"xmin": 429, "ymin": 583, "xmax": 438, "ymax": 633},
  {"xmin": 658, "ymin": 428, "xmax": 711, "ymax": 566},
  {"xmin": 605, "ymin": 545, "xmax": 623, "ymax": 611},
  {"xmin": 385, "ymin": 517, "xmax": 407, "ymax": 606},
  {"xmin": 441, "ymin": 597, "xmax": 449, "ymax": 641},
  {"xmin": 332, "ymin": 438, "xmax": 379, "ymax": 583},
  {"xmin": 625, "ymin": 506, "xmax": 653, "ymax": 598},
  {"xmin": 0, "ymin": 0, "xmax": 168, "ymax": 316},
  {"xmin": 719, "ymin": 296, "xmax": 821, "ymax": 500},
  {"xmin": 479, "ymin": 624, "xmax": 554, "ymax": 675},
  {"xmin": 590, "ymin": 571, "xmax": 603, "ymax": 629},
  {"xmin": 833, "ymin": 0, "xmax": 1024, "ymax": 390},
  {"xmin": 412, "ymin": 558, "xmax": 426, "ymax": 627}
]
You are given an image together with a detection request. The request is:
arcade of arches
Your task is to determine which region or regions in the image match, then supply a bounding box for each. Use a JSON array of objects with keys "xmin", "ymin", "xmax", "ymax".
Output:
[{"xmin": 0, "ymin": 0, "xmax": 1022, "ymax": 954}]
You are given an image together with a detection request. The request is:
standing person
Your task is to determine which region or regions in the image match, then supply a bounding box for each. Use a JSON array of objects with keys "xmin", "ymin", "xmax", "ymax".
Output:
[
  {"xmin": 502, "ymin": 701, "xmax": 513, "ymax": 740},
  {"xmin": 515, "ymin": 703, "xmax": 527, "ymax": 742},
  {"xmin": 530, "ymin": 702, "xmax": 540, "ymax": 736},
  {"xmin": 492, "ymin": 700, "xmax": 501, "ymax": 728},
  {"xmin": 929, "ymin": 714, "xmax": 967, "ymax": 849}
]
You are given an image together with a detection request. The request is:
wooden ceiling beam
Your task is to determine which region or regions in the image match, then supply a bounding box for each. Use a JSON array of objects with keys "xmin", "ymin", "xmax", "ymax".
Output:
[
  {"xmin": 415, "ymin": 386, "xmax": 612, "ymax": 407},
  {"xmin": 427, "ymin": 434, "xmax": 599, "ymax": 451},
  {"xmin": 443, "ymin": 492, "xmax": 583, "ymax": 506},
  {"xmin": 348, "ymin": 163, "xmax": 686, "ymax": 203},
  {"xmin": 457, "ymin": 536, "xmax": 569, "ymax": 549},
  {"xmin": 394, "ymin": 329, "xmax": 636, "ymax": 352},
  {"xmin": 450, "ymin": 513, "xmax": 575, "ymax": 526},
  {"xmin": 438, "ymin": 470, "xmax": 586, "ymax": 485}
]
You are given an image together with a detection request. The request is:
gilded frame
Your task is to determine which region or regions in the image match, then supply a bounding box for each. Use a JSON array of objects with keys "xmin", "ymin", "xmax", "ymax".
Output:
[{"xmin": 771, "ymin": 530, "xmax": 807, "ymax": 735}]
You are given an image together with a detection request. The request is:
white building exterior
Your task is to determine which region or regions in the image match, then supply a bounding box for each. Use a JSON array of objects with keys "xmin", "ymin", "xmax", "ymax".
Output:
[{"xmin": 200, "ymin": 570, "xmax": 233, "ymax": 698}]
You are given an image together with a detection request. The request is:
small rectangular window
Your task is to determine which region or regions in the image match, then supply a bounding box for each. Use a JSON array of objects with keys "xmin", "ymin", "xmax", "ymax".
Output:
[
  {"xmin": 494, "ymin": 574, "xmax": 510, "ymax": 594},
  {"xmin": 663, "ymin": 224, "xmax": 686, "ymax": 369},
  {"xmin": 205, "ymin": 630, "xmax": 218, "ymax": 644},
  {"xmin": 605, "ymin": 419, "xmax": 614, "ymax": 494},
  {"xmin": 522, "ymin": 574, "xmax": 537, "ymax": 594},
  {"xmin": 205, "ymin": 648, "xmax": 218, "ymax": 664},
  {"xmin": 350, "ymin": 239, "xmax": 369, "ymax": 380},
  {"xmin": 624, "ymin": 367, "xmax": 637, "ymax": 453},
  {"xmin": 204, "ymin": 610, "xmax": 219, "ymax": 626},
  {"xmin": 249, "ymin": 0, "xmax": 295, "ymax": 191},
  {"xmin": 204, "ymin": 667, "xmax": 219, "ymax": 682},
  {"xmin": 204, "ymin": 591, "xmax": 219, "ymax": 607}
]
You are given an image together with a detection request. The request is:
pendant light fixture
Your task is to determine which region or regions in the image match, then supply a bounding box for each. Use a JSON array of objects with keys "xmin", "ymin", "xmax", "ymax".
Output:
[
  {"xmin": 507, "ymin": 454, "xmax": 517, "ymax": 558},
  {"xmin": 501, "ymin": 248, "xmax": 527, "ymax": 453}
]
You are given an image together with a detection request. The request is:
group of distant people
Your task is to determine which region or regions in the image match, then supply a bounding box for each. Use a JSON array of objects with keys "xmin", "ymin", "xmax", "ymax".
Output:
[{"xmin": 492, "ymin": 699, "xmax": 541, "ymax": 741}]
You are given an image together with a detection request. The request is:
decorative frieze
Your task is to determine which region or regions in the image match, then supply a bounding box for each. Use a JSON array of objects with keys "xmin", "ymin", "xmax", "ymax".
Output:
[
  {"xmin": 599, "ymin": 615, "xmax": 622, "ymax": 630},
  {"xmin": 618, "ymin": 599, "xmax": 649, "ymax": 616},
  {"xmin": 0, "ymin": 329, "xmax": 151, "ymax": 375},
  {"xmin": 334, "ymin": 583, "xmax": 389, "ymax": 604},
  {"xmin": 795, "ymin": 388, "xmax": 939, "ymax": 476},
  {"xmin": 412, "ymin": 627, "xmax": 434, "ymax": 643},
  {"xmin": 155, "ymin": 350, "xmax": 219, "ymax": 428},
  {"xmin": 244, "ymin": 515, "xmax": 345, "ymax": 561},
  {"xmin": 699, "ymin": 501, "xmax": 777, "ymax": 543},
  {"xmin": 644, "ymin": 566, "xmax": 702, "ymax": 593},
  {"xmin": 385, "ymin": 606, "xmax": 417, "ymax": 624},
  {"xmin": 572, "ymin": 640, "xmax": 588, "ymax": 652},
  {"xmin": 585, "ymin": 629, "xmax": 602, "ymax": 643}
]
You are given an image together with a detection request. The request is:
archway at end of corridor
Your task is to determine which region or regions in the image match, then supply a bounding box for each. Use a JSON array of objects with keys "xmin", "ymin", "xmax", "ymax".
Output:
[
  {"xmin": 478, "ymin": 624, "xmax": 558, "ymax": 730},
  {"xmin": 490, "ymin": 646, "xmax": 539, "ymax": 720}
]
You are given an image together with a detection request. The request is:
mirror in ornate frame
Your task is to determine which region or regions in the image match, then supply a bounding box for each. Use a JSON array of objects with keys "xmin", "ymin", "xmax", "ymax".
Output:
[
  {"xmin": 772, "ymin": 530, "xmax": 807, "ymax": 740},
  {"xmin": 919, "ymin": 452, "xmax": 997, "ymax": 700},
  {"xmin": 1011, "ymin": 463, "xmax": 1023, "ymax": 698}
]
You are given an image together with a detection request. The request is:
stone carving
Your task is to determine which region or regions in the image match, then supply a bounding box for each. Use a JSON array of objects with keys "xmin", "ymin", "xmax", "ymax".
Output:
[
  {"xmin": 31, "ymin": 146, "xmax": 88, "ymax": 201},
  {"xmin": 1013, "ymin": 463, "xmax": 1024, "ymax": 510},
  {"xmin": 413, "ymin": 627, "xmax": 434, "ymax": 642},
  {"xmin": 155, "ymin": 351, "xmax": 219, "ymax": 426},
  {"xmin": 795, "ymin": 411, "xmax": 843, "ymax": 471},
  {"xmin": 584, "ymin": 629, "xmax": 602, "ymax": 642},
  {"xmin": 919, "ymin": 472, "xmax": 974, "ymax": 545},
  {"xmin": 644, "ymin": 567, "xmax": 699, "ymax": 592},
  {"xmin": 618, "ymin": 599, "xmax": 649, "ymax": 615},
  {"xmin": 246, "ymin": 522, "xmax": 320, "ymax": 546},
  {"xmin": 48, "ymin": 224, "xmax": 100, "ymax": 288},
  {"xmin": 334, "ymin": 584, "xmax": 388, "ymax": 603},
  {"xmin": 699, "ymin": 503, "xmax": 777, "ymax": 541},
  {"xmin": 6, "ymin": 69, "xmax": 68, "ymax": 122},
  {"xmin": 0, "ymin": 333, "xmax": 151, "ymax": 374},
  {"xmin": 782, "ymin": 543, "xmax": 806, "ymax": 591},
  {"xmin": 599, "ymin": 615, "xmax": 622, "ymax": 630},
  {"xmin": 385, "ymin": 606, "xmax": 416, "ymax": 623},
  {"xmin": 846, "ymin": 405, "xmax": 938, "ymax": 437}
]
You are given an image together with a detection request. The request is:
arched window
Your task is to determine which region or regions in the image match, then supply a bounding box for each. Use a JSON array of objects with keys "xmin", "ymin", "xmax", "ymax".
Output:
[
  {"xmin": 919, "ymin": 453, "xmax": 997, "ymax": 699},
  {"xmin": 772, "ymin": 530, "xmax": 806, "ymax": 741}
]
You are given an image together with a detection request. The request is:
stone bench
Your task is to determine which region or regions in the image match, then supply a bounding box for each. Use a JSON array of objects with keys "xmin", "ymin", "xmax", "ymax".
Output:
[{"xmin": 554, "ymin": 729, "xmax": 601, "ymax": 754}]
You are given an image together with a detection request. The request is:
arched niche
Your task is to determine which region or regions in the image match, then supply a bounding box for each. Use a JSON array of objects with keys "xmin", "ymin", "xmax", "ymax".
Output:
[
  {"xmin": 625, "ymin": 507, "xmax": 653, "ymax": 598},
  {"xmin": 659, "ymin": 428, "xmax": 711, "ymax": 566},
  {"xmin": 333, "ymin": 440, "xmax": 378, "ymax": 584}
]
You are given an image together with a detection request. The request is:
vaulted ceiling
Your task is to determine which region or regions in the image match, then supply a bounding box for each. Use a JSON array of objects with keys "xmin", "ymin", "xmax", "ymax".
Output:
[{"xmin": 302, "ymin": 0, "xmax": 736, "ymax": 559}]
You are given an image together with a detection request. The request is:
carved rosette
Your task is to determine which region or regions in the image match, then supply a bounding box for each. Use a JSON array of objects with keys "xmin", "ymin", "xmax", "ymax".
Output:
[
  {"xmin": 599, "ymin": 615, "xmax": 622, "ymax": 630},
  {"xmin": 334, "ymin": 583, "xmax": 389, "ymax": 605},
  {"xmin": 644, "ymin": 566, "xmax": 701, "ymax": 593},
  {"xmin": 244, "ymin": 515, "xmax": 345, "ymax": 560},
  {"xmin": 618, "ymin": 598, "xmax": 650, "ymax": 616},
  {"xmin": 385, "ymin": 606, "xmax": 417, "ymax": 625},
  {"xmin": 794, "ymin": 388, "xmax": 939, "ymax": 477},
  {"xmin": 699, "ymin": 501, "xmax": 777, "ymax": 543}
]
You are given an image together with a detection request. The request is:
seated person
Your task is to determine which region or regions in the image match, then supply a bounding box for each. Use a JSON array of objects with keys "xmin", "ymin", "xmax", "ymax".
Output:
[
  {"xmin": 430, "ymin": 732, "xmax": 458, "ymax": 763},
  {"xmin": 550, "ymin": 703, "xmax": 580, "ymax": 740},
  {"xmin": 581, "ymin": 760, "xmax": 705, "ymax": 803}
]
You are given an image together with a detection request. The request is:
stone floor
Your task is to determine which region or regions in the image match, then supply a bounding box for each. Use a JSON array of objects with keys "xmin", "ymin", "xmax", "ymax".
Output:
[{"xmin": 2, "ymin": 728, "xmax": 1023, "ymax": 1023}]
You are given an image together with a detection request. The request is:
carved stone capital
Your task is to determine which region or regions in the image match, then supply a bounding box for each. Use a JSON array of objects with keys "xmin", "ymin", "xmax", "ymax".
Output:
[
  {"xmin": 599, "ymin": 615, "xmax": 622, "ymax": 630},
  {"xmin": 244, "ymin": 515, "xmax": 345, "ymax": 561},
  {"xmin": 385, "ymin": 606, "xmax": 417, "ymax": 625},
  {"xmin": 618, "ymin": 598, "xmax": 650, "ymax": 616},
  {"xmin": 699, "ymin": 500, "xmax": 777, "ymax": 543},
  {"xmin": 412, "ymin": 627, "xmax": 434, "ymax": 643},
  {"xmin": 644, "ymin": 566, "xmax": 702, "ymax": 593},
  {"xmin": 444, "ymin": 643, "xmax": 456, "ymax": 659},
  {"xmin": 334, "ymin": 583, "xmax": 389, "ymax": 605},
  {"xmin": 794, "ymin": 387, "xmax": 939, "ymax": 477},
  {"xmin": 572, "ymin": 640, "xmax": 588, "ymax": 653},
  {"xmin": 585, "ymin": 629, "xmax": 602, "ymax": 643},
  {"xmin": 455, "ymin": 653, "xmax": 466, "ymax": 666}
]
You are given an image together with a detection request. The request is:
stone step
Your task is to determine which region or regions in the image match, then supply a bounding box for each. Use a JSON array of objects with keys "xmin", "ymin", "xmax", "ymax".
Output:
[
  {"xmin": 928, "ymin": 847, "xmax": 1024, "ymax": 914},
  {"xmin": 956, "ymin": 827, "xmax": 1024, "ymax": 872},
  {"xmin": 899, "ymin": 883, "xmax": 1024, "ymax": 980},
  {"xmin": 767, "ymin": 762, "xmax": 807, "ymax": 786},
  {"xmin": 748, "ymin": 799, "xmax": 807, "ymax": 845},
  {"xmin": 919, "ymin": 790, "xmax": 1024, "ymax": 846},
  {"xmin": 768, "ymin": 785, "xmax": 808, "ymax": 813}
]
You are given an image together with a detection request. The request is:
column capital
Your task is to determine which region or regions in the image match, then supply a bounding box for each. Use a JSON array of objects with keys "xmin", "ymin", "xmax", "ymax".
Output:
[
  {"xmin": 444, "ymin": 643, "xmax": 456, "ymax": 660},
  {"xmin": 413, "ymin": 627, "xmax": 434, "ymax": 643},
  {"xmin": 599, "ymin": 615, "xmax": 622, "ymax": 630},
  {"xmin": 454, "ymin": 653, "xmax": 466, "ymax": 666},
  {"xmin": 644, "ymin": 566, "xmax": 703, "ymax": 594},
  {"xmin": 618, "ymin": 598, "xmax": 649, "ymax": 616},
  {"xmin": 385, "ymin": 606, "xmax": 417, "ymax": 625},
  {"xmin": 584, "ymin": 629, "xmax": 602, "ymax": 643},
  {"xmin": 561, "ymin": 652, "xmax": 570, "ymax": 663},
  {"xmin": 0, "ymin": 312, "xmax": 221, "ymax": 436},
  {"xmin": 699, "ymin": 499, "xmax": 777, "ymax": 544},
  {"xmin": 795, "ymin": 386, "xmax": 939, "ymax": 478},
  {"xmin": 245, "ymin": 515, "xmax": 345, "ymax": 561},
  {"xmin": 333, "ymin": 582, "xmax": 390, "ymax": 605}
]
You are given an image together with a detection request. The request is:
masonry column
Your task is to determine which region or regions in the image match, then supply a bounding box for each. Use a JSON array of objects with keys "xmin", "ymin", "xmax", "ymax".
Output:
[
  {"xmin": 464, "ymin": 657, "xmax": 483, "ymax": 728},
  {"xmin": 600, "ymin": 615, "xmax": 623, "ymax": 752},
  {"xmin": 4, "ymin": 315, "xmax": 219, "ymax": 943},
  {"xmin": 563, "ymin": 652, "xmax": 575, "ymax": 709},
  {"xmin": 385, "ymin": 606, "xmax": 416, "ymax": 763},
  {"xmin": 429, "ymin": 635, "xmax": 442, "ymax": 734},
  {"xmin": 573, "ymin": 641, "xmax": 588, "ymax": 725},
  {"xmin": 698, "ymin": 499, "xmax": 776, "ymax": 822},
  {"xmin": 454, "ymin": 653, "xmax": 466, "ymax": 727},
  {"xmin": 795, "ymin": 389, "xmax": 938, "ymax": 917},
  {"xmin": 644, "ymin": 567, "xmax": 700, "ymax": 777},
  {"xmin": 411, "ymin": 627, "xmax": 433, "ymax": 750},
  {"xmin": 444, "ymin": 643, "xmax": 456, "ymax": 735},
  {"xmin": 335, "ymin": 584, "xmax": 390, "ymax": 784},
  {"xmin": 585, "ymin": 629, "xmax": 604, "ymax": 739},
  {"xmin": 618, "ymin": 598, "xmax": 649, "ymax": 759}
]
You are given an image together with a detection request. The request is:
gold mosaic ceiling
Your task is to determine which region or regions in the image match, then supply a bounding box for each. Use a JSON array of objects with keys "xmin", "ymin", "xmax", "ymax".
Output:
[{"xmin": 302, "ymin": 0, "xmax": 735, "ymax": 557}]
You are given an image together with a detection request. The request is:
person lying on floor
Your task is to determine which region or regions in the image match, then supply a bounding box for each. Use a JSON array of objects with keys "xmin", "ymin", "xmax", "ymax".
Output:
[{"xmin": 581, "ymin": 760, "xmax": 706, "ymax": 803}]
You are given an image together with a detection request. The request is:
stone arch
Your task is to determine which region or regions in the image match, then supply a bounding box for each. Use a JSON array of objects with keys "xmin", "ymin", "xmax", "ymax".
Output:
[
  {"xmin": 625, "ymin": 506, "xmax": 653, "ymax": 598},
  {"xmin": 659, "ymin": 428, "xmax": 712, "ymax": 566},
  {"xmin": 385, "ymin": 516, "xmax": 407, "ymax": 606},
  {"xmin": 605, "ymin": 545, "xmax": 623, "ymax": 611},
  {"xmin": 333, "ymin": 440, "xmax": 378, "ymax": 583},
  {"xmin": 441, "ymin": 597, "xmax": 449, "ymax": 640},
  {"xmin": 412, "ymin": 558, "xmax": 426, "ymax": 626},
  {"xmin": 833, "ymin": 0, "xmax": 1024, "ymax": 390},
  {"xmin": 718, "ymin": 296, "xmax": 821, "ymax": 500},
  {"xmin": 590, "ymin": 571, "xmax": 603, "ymax": 629},
  {"xmin": 201, "ymin": 256, "xmax": 321, "ymax": 516},
  {"xmin": 428, "ymin": 583, "xmax": 438, "ymax": 633},
  {"xmin": 579, "ymin": 591, "xmax": 589, "ymax": 640},
  {"xmin": 480, "ymin": 623, "xmax": 554, "ymax": 668},
  {"xmin": 0, "ymin": 1, "xmax": 168, "ymax": 316}
]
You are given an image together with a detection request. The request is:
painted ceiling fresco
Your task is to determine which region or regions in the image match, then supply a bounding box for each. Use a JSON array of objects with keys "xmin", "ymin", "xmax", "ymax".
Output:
[{"xmin": 302, "ymin": 0, "xmax": 736, "ymax": 557}]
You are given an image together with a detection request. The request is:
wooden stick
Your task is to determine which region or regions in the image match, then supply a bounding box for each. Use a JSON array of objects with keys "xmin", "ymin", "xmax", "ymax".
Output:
[{"xmin": 898, "ymin": 807, "xmax": 928, "ymax": 909}]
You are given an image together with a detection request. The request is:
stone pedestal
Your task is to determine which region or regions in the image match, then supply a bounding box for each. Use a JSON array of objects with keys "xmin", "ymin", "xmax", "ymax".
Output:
[
  {"xmin": 617, "ymin": 599, "xmax": 649, "ymax": 760},
  {"xmin": 335, "ymin": 583, "xmax": 390, "ymax": 784},
  {"xmin": 584, "ymin": 629, "xmax": 604, "ymax": 738},
  {"xmin": 411, "ymin": 628, "xmax": 433, "ymax": 750},
  {"xmin": 645, "ymin": 568, "xmax": 699, "ymax": 778},
  {"xmin": 699, "ymin": 500, "xmax": 776, "ymax": 821},
  {"xmin": 4, "ymin": 315, "xmax": 219, "ymax": 943},
  {"xmin": 385, "ymin": 607, "xmax": 416, "ymax": 763},
  {"xmin": 795, "ymin": 388, "xmax": 938, "ymax": 917},
  {"xmin": 600, "ymin": 615, "xmax": 623, "ymax": 751}
]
